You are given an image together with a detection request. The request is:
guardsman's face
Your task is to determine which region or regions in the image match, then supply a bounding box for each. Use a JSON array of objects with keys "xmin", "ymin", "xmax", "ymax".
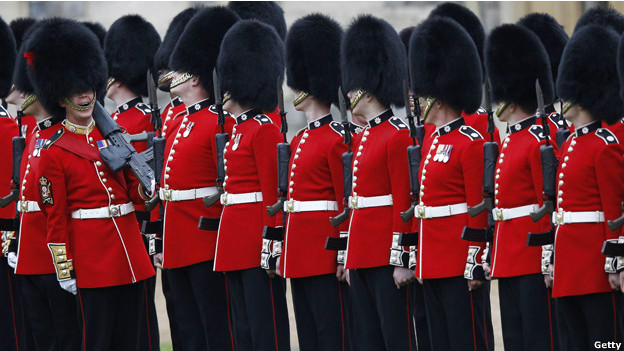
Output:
[
  {"xmin": 62, "ymin": 90, "xmax": 96, "ymax": 123},
  {"xmin": 158, "ymin": 69, "xmax": 173, "ymax": 93},
  {"xmin": 6, "ymin": 87, "xmax": 25, "ymax": 108},
  {"xmin": 347, "ymin": 90, "xmax": 363, "ymax": 117},
  {"xmin": 561, "ymin": 101, "xmax": 579, "ymax": 122}
]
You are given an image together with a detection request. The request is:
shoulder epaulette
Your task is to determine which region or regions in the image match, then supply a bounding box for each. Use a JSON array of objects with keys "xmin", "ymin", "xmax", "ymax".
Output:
[
  {"xmin": 209, "ymin": 105, "xmax": 233, "ymax": 119},
  {"xmin": 254, "ymin": 115, "xmax": 273, "ymax": 125},
  {"xmin": 389, "ymin": 117, "xmax": 409, "ymax": 131},
  {"xmin": 329, "ymin": 121, "xmax": 346, "ymax": 136},
  {"xmin": 477, "ymin": 107, "xmax": 487, "ymax": 115},
  {"xmin": 459, "ymin": 125, "xmax": 483, "ymax": 141},
  {"xmin": 0, "ymin": 106, "xmax": 9, "ymax": 118},
  {"xmin": 595, "ymin": 128, "xmax": 619, "ymax": 145},
  {"xmin": 41, "ymin": 128, "xmax": 65, "ymax": 149},
  {"xmin": 528, "ymin": 124, "xmax": 546, "ymax": 142},
  {"xmin": 548, "ymin": 113, "xmax": 567, "ymax": 128},
  {"xmin": 134, "ymin": 102, "xmax": 152, "ymax": 115}
]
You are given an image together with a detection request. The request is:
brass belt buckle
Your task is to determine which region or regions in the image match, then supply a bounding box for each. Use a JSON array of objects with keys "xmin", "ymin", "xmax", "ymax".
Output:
[
  {"xmin": 555, "ymin": 209, "xmax": 564, "ymax": 225},
  {"xmin": 285, "ymin": 200, "xmax": 295, "ymax": 213},
  {"xmin": 109, "ymin": 205, "xmax": 121, "ymax": 217},
  {"xmin": 350, "ymin": 196, "xmax": 359, "ymax": 210},
  {"xmin": 220, "ymin": 193, "xmax": 228, "ymax": 206},
  {"xmin": 495, "ymin": 209, "xmax": 503, "ymax": 221},
  {"xmin": 417, "ymin": 205, "xmax": 426, "ymax": 219},
  {"xmin": 20, "ymin": 201, "xmax": 28, "ymax": 212}
]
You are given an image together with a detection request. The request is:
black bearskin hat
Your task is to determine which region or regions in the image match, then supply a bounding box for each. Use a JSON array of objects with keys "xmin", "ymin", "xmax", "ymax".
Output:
[
  {"xmin": 105, "ymin": 15, "xmax": 161, "ymax": 96},
  {"xmin": 0, "ymin": 17, "xmax": 16, "ymax": 98},
  {"xmin": 574, "ymin": 6, "xmax": 624, "ymax": 34},
  {"xmin": 410, "ymin": 16, "xmax": 482, "ymax": 113},
  {"xmin": 170, "ymin": 6, "xmax": 239, "ymax": 97},
  {"xmin": 11, "ymin": 21, "xmax": 41, "ymax": 95},
  {"xmin": 154, "ymin": 7, "xmax": 198, "ymax": 73},
  {"xmin": 218, "ymin": 20, "xmax": 284, "ymax": 111},
  {"xmin": 429, "ymin": 2, "xmax": 485, "ymax": 75},
  {"xmin": 285, "ymin": 14, "xmax": 343, "ymax": 106},
  {"xmin": 9, "ymin": 18, "xmax": 36, "ymax": 51},
  {"xmin": 517, "ymin": 13, "xmax": 568, "ymax": 95},
  {"xmin": 558, "ymin": 25, "xmax": 621, "ymax": 124},
  {"xmin": 25, "ymin": 18, "xmax": 108, "ymax": 118},
  {"xmin": 485, "ymin": 24, "xmax": 554, "ymax": 113},
  {"xmin": 342, "ymin": 15, "xmax": 406, "ymax": 108},
  {"xmin": 399, "ymin": 26, "xmax": 414, "ymax": 55},
  {"xmin": 227, "ymin": 1, "xmax": 286, "ymax": 40},
  {"xmin": 82, "ymin": 22, "xmax": 107, "ymax": 49}
]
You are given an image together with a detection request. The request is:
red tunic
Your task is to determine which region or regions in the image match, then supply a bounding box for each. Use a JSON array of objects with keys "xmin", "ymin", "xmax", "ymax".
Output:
[
  {"xmin": 36, "ymin": 123, "xmax": 155, "ymax": 288},
  {"xmin": 552, "ymin": 121, "xmax": 624, "ymax": 297},
  {"xmin": 15, "ymin": 116, "xmax": 64, "ymax": 275},
  {"xmin": 160, "ymin": 100, "xmax": 234, "ymax": 268},
  {"xmin": 0, "ymin": 106, "xmax": 18, "ymax": 220},
  {"xmin": 21, "ymin": 114, "xmax": 37, "ymax": 137},
  {"xmin": 281, "ymin": 115, "xmax": 348, "ymax": 278},
  {"xmin": 162, "ymin": 97, "xmax": 186, "ymax": 140},
  {"xmin": 489, "ymin": 116, "xmax": 553, "ymax": 278},
  {"xmin": 604, "ymin": 119, "xmax": 624, "ymax": 145},
  {"xmin": 345, "ymin": 110, "xmax": 413, "ymax": 269},
  {"xmin": 214, "ymin": 109, "xmax": 281, "ymax": 271},
  {"xmin": 416, "ymin": 117, "xmax": 488, "ymax": 279}
]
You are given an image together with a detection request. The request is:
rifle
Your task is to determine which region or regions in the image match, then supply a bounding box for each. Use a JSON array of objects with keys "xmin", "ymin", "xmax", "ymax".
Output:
[
  {"xmin": 261, "ymin": 81, "xmax": 289, "ymax": 270},
  {"xmin": 329, "ymin": 87, "xmax": 353, "ymax": 227},
  {"xmin": 462, "ymin": 79, "xmax": 497, "ymax": 266},
  {"xmin": 526, "ymin": 80, "xmax": 558, "ymax": 253},
  {"xmin": 400, "ymin": 79, "xmax": 423, "ymax": 222},
  {"xmin": 202, "ymin": 68, "xmax": 228, "ymax": 208},
  {"xmin": 266, "ymin": 81, "xmax": 290, "ymax": 218},
  {"xmin": 93, "ymin": 101, "xmax": 155, "ymax": 195},
  {"xmin": 145, "ymin": 70, "xmax": 166, "ymax": 213}
]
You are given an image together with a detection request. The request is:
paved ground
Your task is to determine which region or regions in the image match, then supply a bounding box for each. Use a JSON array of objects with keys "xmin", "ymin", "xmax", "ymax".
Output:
[{"xmin": 154, "ymin": 270, "xmax": 504, "ymax": 350}]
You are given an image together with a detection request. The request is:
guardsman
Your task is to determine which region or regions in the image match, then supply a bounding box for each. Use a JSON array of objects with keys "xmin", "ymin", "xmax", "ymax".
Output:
[
  {"xmin": 149, "ymin": 8, "xmax": 196, "ymax": 351},
  {"xmin": 214, "ymin": 19, "xmax": 290, "ymax": 351},
  {"xmin": 427, "ymin": 2, "xmax": 501, "ymax": 150},
  {"xmin": 518, "ymin": 13, "xmax": 573, "ymax": 145},
  {"xmin": 552, "ymin": 23, "xmax": 624, "ymax": 349},
  {"xmin": 279, "ymin": 14, "xmax": 350, "ymax": 350},
  {"xmin": 484, "ymin": 23, "xmax": 558, "ymax": 351},
  {"xmin": 154, "ymin": 7, "xmax": 196, "ymax": 139},
  {"xmin": 10, "ymin": 26, "xmax": 81, "ymax": 350},
  {"xmin": 0, "ymin": 16, "xmax": 27, "ymax": 351},
  {"xmin": 103, "ymin": 14, "xmax": 161, "ymax": 351},
  {"xmin": 341, "ymin": 15, "xmax": 416, "ymax": 351},
  {"xmin": 409, "ymin": 16, "xmax": 492, "ymax": 351},
  {"xmin": 26, "ymin": 18, "xmax": 155, "ymax": 350},
  {"xmin": 9, "ymin": 18, "xmax": 37, "ymax": 136},
  {"xmin": 157, "ymin": 7, "xmax": 238, "ymax": 351},
  {"xmin": 226, "ymin": 1, "xmax": 286, "ymax": 128}
]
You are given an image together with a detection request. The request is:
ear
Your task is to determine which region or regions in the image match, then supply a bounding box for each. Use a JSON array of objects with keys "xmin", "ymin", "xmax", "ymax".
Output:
[{"xmin": 191, "ymin": 76, "xmax": 200, "ymax": 87}]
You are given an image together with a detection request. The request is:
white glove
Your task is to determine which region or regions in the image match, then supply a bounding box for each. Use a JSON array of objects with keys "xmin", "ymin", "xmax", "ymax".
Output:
[
  {"xmin": 7, "ymin": 252, "xmax": 17, "ymax": 270},
  {"xmin": 59, "ymin": 279, "xmax": 77, "ymax": 295}
]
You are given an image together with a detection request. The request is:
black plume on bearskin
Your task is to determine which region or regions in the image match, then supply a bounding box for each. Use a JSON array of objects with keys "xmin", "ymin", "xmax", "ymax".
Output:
[{"xmin": 9, "ymin": 18, "xmax": 36, "ymax": 51}]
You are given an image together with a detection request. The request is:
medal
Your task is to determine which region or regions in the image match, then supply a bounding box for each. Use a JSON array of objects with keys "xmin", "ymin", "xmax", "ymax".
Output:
[
  {"xmin": 232, "ymin": 134, "xmax": 241, "ymax": 151},
  {"xmin": 183, "ymin": 121, "xmax": 194, "ymax": 138}
]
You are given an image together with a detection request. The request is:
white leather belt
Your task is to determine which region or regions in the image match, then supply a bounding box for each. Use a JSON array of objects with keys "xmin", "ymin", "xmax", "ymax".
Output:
[
  {"xmin": 416, "ymin": 203, "xmax": 468, "ymax": 219},
  {"xmin": 220, "ymin": 192, "xmax": 263, "ymax": 206},
  {"xmin": 17, "ymin": 201, "xmax": 40, "ymax": 213},
  {"xmin": 283, "ymin": 200, "xmax": 338, "ymax": 213},
  {"xmin": 159, "ymin": 186, "xmax": 218, "ymax": 202},
  {"xmin": 552, "ymin": 210, "xmax": 605, "ymax": 225},
  {"xmin": 71, "ymin": 202, "xmax": 135, "ymax": 219},
  {"xmin": 492, "ymin": 204, "xmax": 539, "ymax": 221},
  {"xmin": 348, "ymin": 194, "xmax": 393, "ymax": 209}
]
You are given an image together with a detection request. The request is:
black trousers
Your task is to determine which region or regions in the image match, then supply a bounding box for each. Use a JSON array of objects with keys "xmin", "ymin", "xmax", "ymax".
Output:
[
  {"xmin": 349, "ymin": 266, "xmax": 416, "ymax": 351},
  {"xmin": 413, "ymin": 281, "xmax": 431, "ymax": 351},
  {"xmin": 498, "ymin": 274, "xmax": 554, "ymax": 351},
  {"xmin": 19, "ymin": 274, "xmax": 82, "ymax": 351},
  {"xmin": 166, "ymin": 260, "xmax": 234, "ymax": 351},
  {"xmin": 0, "ymin": 258, "xmax": 31, "ymax": 351},
  {"xmin": 422, "ymin": 276, "xmax": 493, "ymax": 351},
  {"xmin": 291, "ymin": 274, "xmax": 349, "ymax": 351},
  {"xmin": 77, "ymin": 281, "xmax": 146, "ymax": 351},
  {"xmin": 138, "ymin": 273, "xmax": 160, "ymax": 351},
  {"xmin": 551, "ymin": 290, "xmax": 568, "ymax": 351},
  {"xmin": 556, "ymin": 292, "xmax": 621, "ymax": 351},
  {"xmin": 160, "ymin": 268, "xmax": 182, "ymax": 350},
  {"xmin": 226, "ymin": 267, "xmax": 290, "ymax": 351},
  {"xmin": 340, "ymin": 281, "xmax": 354, "ymax": 351}
]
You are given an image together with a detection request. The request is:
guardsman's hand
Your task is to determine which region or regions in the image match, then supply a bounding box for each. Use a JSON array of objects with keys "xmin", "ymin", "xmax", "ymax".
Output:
[
  {"xmin": 620, "ymin": 271, "xmax": 624, "ymax": 293},
  {"xmin": 346, "ymin": 269, "xmax": 351, "ymax": 286},
  {"xmin": 153, "ymin": 253, "xmax": 164, "ymax": 269},
  {"xmin": 7, "ymin": 252, "xmax": 17, "ymax": 270},
  {"xmin": 336, "ymin": 264, "xmax": 347, "ymax": 282},
  {"xmin": 59, "ymin": 278, "xmax": 77, "ymax": 295},
  {"xmin": 608, "ymin": 273, "xmax": 621, "ymax": 291},
  {"xmin": 544, "ymin": 264, "xmax": 553, "ymax": 288},
  {"xmin": 265, "ymin": 269, "xmax": 276, "ymax": 278},
  {"xmin": 467, "ymin": 279, "xmax": 483, "ymax": 291},
  {"xmin": 393, "ymin": 266, "xmax": 415, "ymax": 289}
]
